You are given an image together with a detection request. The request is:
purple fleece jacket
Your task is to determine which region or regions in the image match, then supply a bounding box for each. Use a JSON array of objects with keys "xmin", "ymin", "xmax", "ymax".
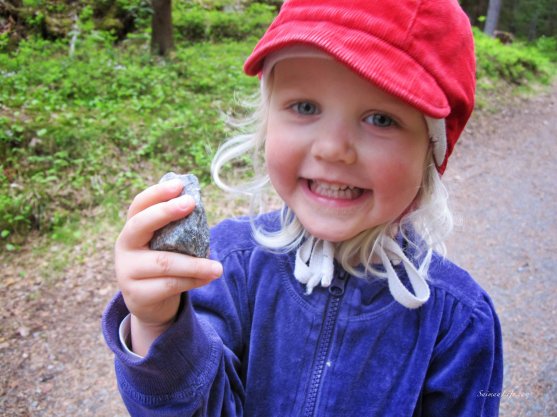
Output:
[{"xmin": 102, "ymin": 212, "xmax": 503, "ymax": 416}]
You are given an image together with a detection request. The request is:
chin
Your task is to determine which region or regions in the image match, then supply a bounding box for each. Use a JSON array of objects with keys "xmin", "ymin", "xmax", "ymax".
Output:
[{"xmin": 302, "ymin": 225, "xmax": 357, "ymax": 243}]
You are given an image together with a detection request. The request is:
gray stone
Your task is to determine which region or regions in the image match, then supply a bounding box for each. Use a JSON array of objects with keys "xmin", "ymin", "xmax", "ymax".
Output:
[{"xmin": 149, "ymin": 172, "xmax": 210, "ymax": 258}]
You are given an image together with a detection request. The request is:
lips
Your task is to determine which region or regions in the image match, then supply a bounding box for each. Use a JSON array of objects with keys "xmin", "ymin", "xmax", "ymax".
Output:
[{"xmin": 308, "ymin": 179, "xmax": 364, "ymax": 200}]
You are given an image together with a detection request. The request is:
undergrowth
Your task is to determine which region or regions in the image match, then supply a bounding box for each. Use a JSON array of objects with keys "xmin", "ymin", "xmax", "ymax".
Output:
[
  {"xmin": 0, "ymin": 28, "xmax": 258, "ymax": 249},
  {"xmin": 474, "ymin": 28, "xmax": 557, "ymax": 86},
  {"xmin": 0, "ymin": 3, "xmax": 556, "ymax": 252}
]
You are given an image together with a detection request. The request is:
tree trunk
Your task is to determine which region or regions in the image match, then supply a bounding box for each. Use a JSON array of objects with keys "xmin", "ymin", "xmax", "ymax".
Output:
[
  {"xmin": 484, "ymin": 0, "xmax": 502, "ymax": 36},
  {"xmin": 151, "ymin": 0, "xmax": 173, "ymax": 56}
]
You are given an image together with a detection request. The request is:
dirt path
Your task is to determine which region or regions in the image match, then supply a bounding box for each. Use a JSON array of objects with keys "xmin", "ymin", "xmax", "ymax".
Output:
[
  {"xmin": 1, "ymin": 84, "xmax": 556, "ymax": 416},
  {"xmin": 444, "ymin": 83, "xmax": 557, "ymax": 417}
]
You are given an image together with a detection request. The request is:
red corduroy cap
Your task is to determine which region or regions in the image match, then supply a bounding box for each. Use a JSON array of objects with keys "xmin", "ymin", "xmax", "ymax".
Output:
[{"xmin": 244, "ymin": 0, "xmax": 476, "ymax": 173}]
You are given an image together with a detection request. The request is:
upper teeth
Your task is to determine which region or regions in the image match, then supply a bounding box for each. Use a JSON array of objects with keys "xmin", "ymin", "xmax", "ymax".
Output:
[
  {"xmin": 310, "ymin": 180, "xmax": 363, "ymax": 200},
  {"xmin": 316, "ymin": 182, "xmax": 354, "ymax": 191}
]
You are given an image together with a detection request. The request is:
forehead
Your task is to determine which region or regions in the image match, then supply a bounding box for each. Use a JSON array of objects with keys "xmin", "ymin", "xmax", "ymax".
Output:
[{"xmin": 271, "ymin": 57, "xmax": 423, "ymax": 114}]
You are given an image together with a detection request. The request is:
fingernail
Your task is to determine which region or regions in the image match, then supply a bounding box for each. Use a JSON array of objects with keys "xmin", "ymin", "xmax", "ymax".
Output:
[
  {"xmin": 211, "ymin": 262, "xmax": 223, "ymax": 277},
  {"xmin": 175, "ymin": 195, "xmax": 192, "ymax": 209}
]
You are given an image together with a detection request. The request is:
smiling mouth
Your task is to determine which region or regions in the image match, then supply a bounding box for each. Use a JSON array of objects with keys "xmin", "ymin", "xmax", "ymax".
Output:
[{"xmin": 308, "ymin": 179, "xmax": 364, "ymax": 200}]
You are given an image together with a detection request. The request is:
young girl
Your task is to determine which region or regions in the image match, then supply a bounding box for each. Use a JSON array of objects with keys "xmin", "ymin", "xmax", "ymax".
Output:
[{"xmin": 103, "ymin": 1, "xmax": 503, "ymax": 415}]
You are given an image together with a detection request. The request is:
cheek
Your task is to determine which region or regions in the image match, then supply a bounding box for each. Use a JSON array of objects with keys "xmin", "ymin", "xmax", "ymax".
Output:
[
  {"xmin": 367, "ymin": 146, "xmax": 427, "ymax": 203},
  {"xmin": 264, "ymin": 113, "xmax": 304, "ymax": 169},
  {"xmin": 264, "ymin": 128, "xmax": 291, "ymax": 187},
  {"xmin": 264, "ymin": 116, "xmax": 279, "ymax": 159},
  {"xmin": 388, "ymin": 137, "xmax": 429, "ymax": 185},
  {"xmin": 264, "ymin": 129, "xmax": 280, "ymax": 170}
]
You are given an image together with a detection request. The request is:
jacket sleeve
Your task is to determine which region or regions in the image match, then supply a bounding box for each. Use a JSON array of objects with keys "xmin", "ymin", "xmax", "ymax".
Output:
[
  {"xmin": 102, "ymin": 247, "xmax": 251, "ymax": 417},
  {"xmin": 418, "ymin": 294, "xmax": 504, "ymax": 417}
]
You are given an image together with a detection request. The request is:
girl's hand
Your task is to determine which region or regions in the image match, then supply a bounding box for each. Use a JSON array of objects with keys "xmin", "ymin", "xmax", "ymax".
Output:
[{"xmin": 114, "ymin": 179, "xmax": 223, "ymax": 356}]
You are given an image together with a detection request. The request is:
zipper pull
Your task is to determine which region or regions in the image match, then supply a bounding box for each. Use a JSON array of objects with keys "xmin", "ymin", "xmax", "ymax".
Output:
[{"xmin": 328, "ymin": 271, "xmax": 348, "ymax": 297}]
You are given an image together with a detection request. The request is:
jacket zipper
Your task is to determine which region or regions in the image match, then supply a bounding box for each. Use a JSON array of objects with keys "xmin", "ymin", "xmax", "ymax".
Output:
[{"xmin": 302, "ymin": 270, "xmax": 348, "ymax": 417}]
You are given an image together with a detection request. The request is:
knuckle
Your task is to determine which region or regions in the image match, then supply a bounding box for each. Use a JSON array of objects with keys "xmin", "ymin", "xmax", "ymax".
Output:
[
  {"xmin": 155, "ymin": 252, "xmax": 173, "ymax": 276},
  {"xmin": 164, "ymin": 277, "xmax": 181, "ymax": 293}
]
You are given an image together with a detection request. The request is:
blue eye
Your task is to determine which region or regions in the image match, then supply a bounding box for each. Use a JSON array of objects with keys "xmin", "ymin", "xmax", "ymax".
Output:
[
  {"xmin": 365, "ymin": 113, "xmax": 395, "ymax": 128},
  {"xmin": 292, "ymin": 101, "xmax": 319, "ymax": 115}
]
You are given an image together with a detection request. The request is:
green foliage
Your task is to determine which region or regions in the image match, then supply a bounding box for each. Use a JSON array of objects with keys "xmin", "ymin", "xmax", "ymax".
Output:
[
  {"xmin": 473, "ymin": 28, "xmax": 556, "ymax": 85},
  {"xmin": 533, "ymin": 36, "xmax": 557, "ymax": 62},
  {"xmin": 0, "ymin": 29, "xmax": 258, "ymax": 247},
  {"xmin": 7, "ymin": 0, "xmax": 150, "ymax": 44},
  {"xmin": 174, "ymin": 3, "xmax": 276, "ymax": 42},
  {"xmin": 116, "ymin": 0, "xmax": 153, "ymax": 29},
  {"xmin": 175, "ymin": 7, "xmax": 207, "ymax": 42}
]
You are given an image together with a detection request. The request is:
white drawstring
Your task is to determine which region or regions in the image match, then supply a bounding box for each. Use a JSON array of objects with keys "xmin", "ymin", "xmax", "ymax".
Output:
[
  {"xmin": 294, "ymin": 236, "xmax": 335, "ymax": 294},
  {"xmin": 294, "ymin": 235, "xmax": 431, "ymax": 308},
  {"xmin": 376, "ymin": 236, "xmax": 431, "ymax": 309}
]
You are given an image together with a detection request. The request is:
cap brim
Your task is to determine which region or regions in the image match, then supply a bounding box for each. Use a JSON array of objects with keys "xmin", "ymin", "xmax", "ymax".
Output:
[{"xmin": 244, "ymin": 21, "xmax": 450, "ymax": 119}]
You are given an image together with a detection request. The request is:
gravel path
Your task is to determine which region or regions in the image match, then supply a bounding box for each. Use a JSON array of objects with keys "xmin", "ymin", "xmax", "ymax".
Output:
[
  {"xmin": 444, "ymin": 84, "xmax": 557, "ymax": 417},
  {"xmin": 0, "ymin": 83, "xmax": 555, "ymax": 416}
]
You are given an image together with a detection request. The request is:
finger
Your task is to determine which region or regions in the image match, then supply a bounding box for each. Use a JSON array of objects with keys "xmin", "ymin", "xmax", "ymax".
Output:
[
  {"xmin": 120, "ymin": 250, "xmax": 223, "ymax": 281},
  {"xmin": 121, "ymin": 275, "xmax": 216, "ymax": 308},
  {"xmin": 118, "ymin": 194, "xmax": 196, "ymax": 249},
  {"xmin": 127, "ymin": 179, "xmax": 185, "ymax": 220}
]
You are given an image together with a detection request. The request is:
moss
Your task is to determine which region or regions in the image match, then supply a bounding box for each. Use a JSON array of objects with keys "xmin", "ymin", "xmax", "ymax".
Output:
[
  {"xmin": 96, "ymin": 16, "xmax": 123, "ymax": 32},
  {"xmin": 43, "ymin": 15, "xmax": 73, "ymax": 38}
]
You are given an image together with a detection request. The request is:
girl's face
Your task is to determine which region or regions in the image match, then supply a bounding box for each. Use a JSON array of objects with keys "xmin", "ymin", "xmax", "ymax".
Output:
[{"xmin": 265, "ymin": 57, "xmax": 430, "ymax": 242}]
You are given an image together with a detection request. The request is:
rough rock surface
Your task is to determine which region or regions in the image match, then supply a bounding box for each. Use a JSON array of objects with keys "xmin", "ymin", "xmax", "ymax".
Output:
[{"xmin": 149, "ymin": 172, "xmax": 210, "ymax": 258}]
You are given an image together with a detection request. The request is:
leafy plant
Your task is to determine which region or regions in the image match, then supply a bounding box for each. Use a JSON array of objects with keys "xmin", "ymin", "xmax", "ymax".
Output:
[
  {"xmin": 474, "ymin": 28, "xmax": 556, "ymax": 85},
  {"xmin": 0, "ymin": 25, "xmax": 258, "ymax": 246},
  {"xmin": 174, "ymin": 3, "xmax": 275, "ymax": 42}
]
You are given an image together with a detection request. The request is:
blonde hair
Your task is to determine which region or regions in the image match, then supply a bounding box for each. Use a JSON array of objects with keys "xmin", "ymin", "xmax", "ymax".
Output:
[{"xmin": 211, "ymin": 79, "xmax": 453, "ymax": 277}]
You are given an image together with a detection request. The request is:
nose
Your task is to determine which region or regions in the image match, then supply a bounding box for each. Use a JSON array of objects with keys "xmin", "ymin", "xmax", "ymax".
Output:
[{"xmin": 311, "ymin": 118, "xmax": 357, "ymax": 164}]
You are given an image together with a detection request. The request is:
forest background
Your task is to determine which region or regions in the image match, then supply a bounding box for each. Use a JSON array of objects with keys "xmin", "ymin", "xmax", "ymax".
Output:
[{"xmin": 0, "ymin": 0, "xmax": 556, "ymax": 254}]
